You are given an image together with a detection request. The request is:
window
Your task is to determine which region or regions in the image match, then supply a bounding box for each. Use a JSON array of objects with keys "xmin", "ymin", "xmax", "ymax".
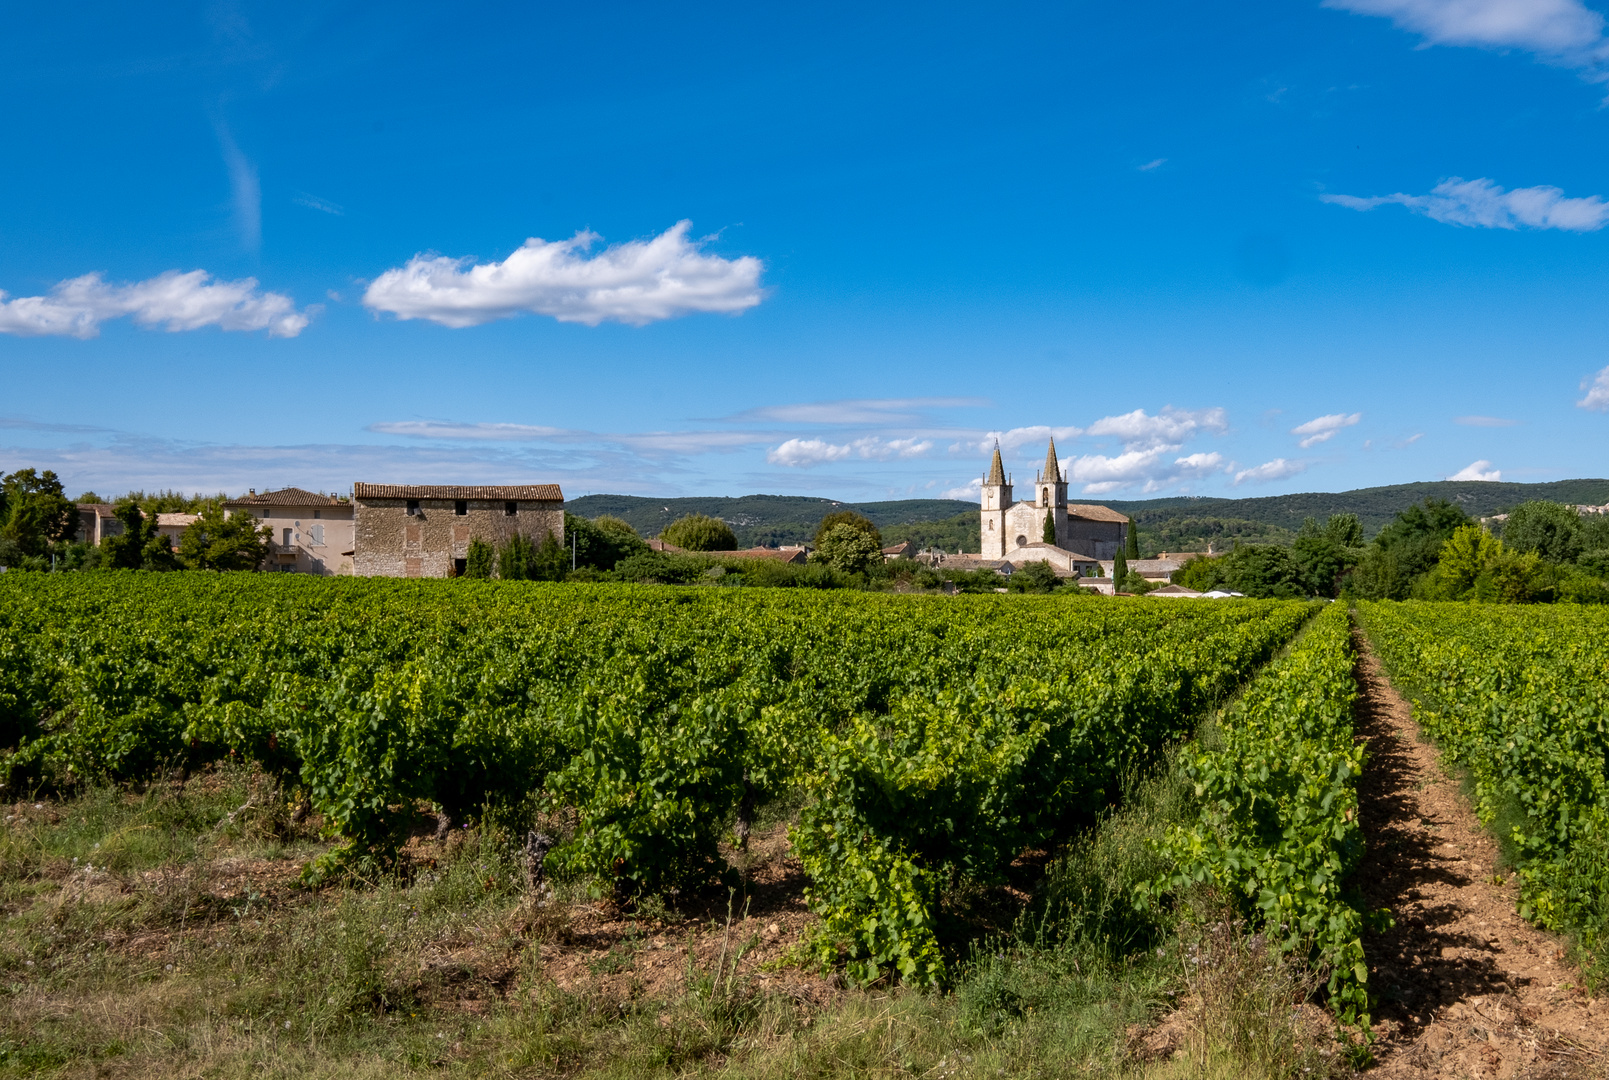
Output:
[
  {"xmin": 455, "ymin": 500, "xmax": 468, "ymax": 516},
  {"xmin": 282, "ymin": 528, "xmax": 293, "ymax": 547},
  {"xmin": 313, "ymin": 509, "xmax": 321, "ymax": 519},
  {"xmin": 406, "ymin": 500, "xmax": 420, "ymax": 515},
  {"xmin": 310, "ymin": 524, "xmax": 325, "ymax": 546},
  {"xmin": 504, "ymin": 501, "xmax": 517, "ymax": 516},
  {"xmin": 261, "ymin": 509, "xmax": 269, "ymax": 518},
  {"xmin": 453, "ymin": 558, "xmax": 467, "ymax": 577}
]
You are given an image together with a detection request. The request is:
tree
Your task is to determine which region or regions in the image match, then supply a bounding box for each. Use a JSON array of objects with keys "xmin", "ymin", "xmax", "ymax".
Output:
[
  {"xmin": 177, "ymin": 506, "xmax": 270, "ymax": 571},
  {"xmin": 464, "ymin": 536, "xmax": 495, "ymax": 579},
  {"xmin": 814, "ymin": 511, "xmax": 882, "ymax": 550},
  {"xmin": 566, "ymin": 512, "xmax": 649, "ymax": 570},
  {"xmin": 809, "ymin": 523, "xmax": 883, "ymax": 574},
  {"xmin": 1502, "ymin": 501, "xmax": 1583, "ymax": 564},
  {"xmin": 1041, "ymin": 512, "xmax": 1057, "ymax": 545},
  {"xmin": 1008, "ymin": 560, "xmax": 1061, "ymax": 593},
  {"xmin": 1182, "ymin": 544, "xmax": 1304, "ymax": 599},
  {"xmin": 1351, "ymin": 498, "xmax": 1473, "ymax": 599},
  {"xmin": 1112, "ymin": 547, "xmax": 1128, "ymax": 589},
  {"xmin": 1, "ymin": 468, "xmax": 78, "ymax": 557},
  {"xmin": 1125, "ymin": 517, "xmax": 1139, "ymax": 559},
  {"xmin": 661, "ymin": 513, "xmax": 738, "ymax": 552},
  {"xmin": 103, "ymin": 502, "xmax": 178, "ymax": 571},
  {"xmin": 1292, "ymin": 514, "xmax": 1364, "ymax": 598}
]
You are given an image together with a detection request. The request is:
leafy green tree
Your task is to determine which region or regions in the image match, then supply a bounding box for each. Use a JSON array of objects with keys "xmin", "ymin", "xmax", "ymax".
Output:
[
  {"xmin": 1182, "ymin": 544, "xmax": 1304, "ymax": 598},
  {"xmin": 661, "ymin": 513, "xmax": 738, "ymax": 552},
  {"xmin": 464, "ymin": 536, "xmax": 495, "ymax": 579},
  {"xmin": 1292, "ymin": 514, "xmax": 1363, "ymax": 598},
  {"xmin": 1501, "ymin": 501, "xmax": 1583, "ymax": 564},
  {"xmin": 814, "ymin": 511, "xmax": 882, "ymax": 550},
  {"xmin": 1, "ymin": 469, "xmax": 78, "ymax": 557},
  {"xmin": 1350, "ymin": 498, "xmax": 1472, "ymax": 599},
  {"xmin": 1008, "ymin": 560, "xmax": 1061, "ymax": 593},
  {"xmin": 1125, "ymin": 517, "xmax": 1139, "ymax": 559},
  {"xmin": 102, "ymin": 502, "xmax": 178, "ymax": 571},
  {"xmin": 1041, "ymin": 512, "xmax": 1057, "ymax": 545},
  {"xmin": 177, "ymin": 506, "xmax": 270, "ymax": 571},
  {"xmin": 810, "ymin": 523, "xmax": 883, "ymax": 575},
  {"xmin": 566, "ymin": 512, "xmax": 649, "ymax": 570}
]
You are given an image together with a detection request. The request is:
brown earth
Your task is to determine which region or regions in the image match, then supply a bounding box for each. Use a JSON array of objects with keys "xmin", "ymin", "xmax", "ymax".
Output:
[{"xmin": 1353, "ymin": 630, "xmax": 1609, "ymax": 1079}]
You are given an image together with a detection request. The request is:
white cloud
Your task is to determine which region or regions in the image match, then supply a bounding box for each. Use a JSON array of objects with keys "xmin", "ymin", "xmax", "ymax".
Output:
[
  {"xmin": 1448, "ymin": 459, "xmax": 1502, "ymax": 481},
  {"xmin": 216, "ymin": 122, "xmax": 262, "ymax": 254},
  {"xmin": 1323, "ymin": 177, "xmax": 1609, "ymax": 231},
  {"xmin": 294, "ymin": 193, "xmax": 344, "ymax": 216},
  {"xmin": 0, "ymin": 270, "xmax": 310, "ymax": 338},
  {"xmin": 369, "ymin": 420, "xmax": 574, "ymax": 441},
  {"xmin": 1234, "ymin": 458, "xmax": 1307, "ymax": 485},
  {"xmin": 362, "ymin": 221, "xmax": 763, "ymax": 328},
  {"xmin": 941, "ymin": 477, "xmax": 983, "ymax": 500},
  {"xmin": 767, "ymin": 436, "xmax": 933, "ymax": 468},
  {"xmin": 1291, "ymin": 411, "xmax": 1362, "ymax": 448},
  {"xmin": 1085, "ymin": 406, "xmax": 1229, "ymax": 448},
  {"xmin": 1138, "ymin": 158, "xmax": 1167, "ymax": 171},
  {"xmin": 1455, "ymin": 415, "xmax": 1518, "ymax": 426},
  {"xmin": 976, "ymin": 424, "xmax": 1086, "ymax": 454},
  {"xmin": 1579, "ymin": 365, "xmax": 1609, "ymax": 410},
  {"xmin": 1174, "ymin": 451, "xmax": 1227, "ymax": 476},
  {"xmin": 1323, "ymin": 0, "xmax": 1607, "ymax": 63}
]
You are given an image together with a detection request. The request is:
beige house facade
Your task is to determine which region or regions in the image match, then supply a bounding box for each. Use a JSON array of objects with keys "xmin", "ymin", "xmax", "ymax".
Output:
[
  {"xmin": 352, "ymin": 483, "xmax": 564, "ymax": 578},
  {"xmin": 224, "ymin": 488, "xmax": 355, "ymax": 575}
]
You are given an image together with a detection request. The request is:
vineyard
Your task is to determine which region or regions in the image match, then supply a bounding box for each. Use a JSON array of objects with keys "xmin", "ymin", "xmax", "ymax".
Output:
[
  {"xmin": 0, "ymin": 574, "xmax": 1322, "ymax": 988},
  {"xmin": 1360, "ymin": 601, "xmax": 1609, "ymax": 978}
]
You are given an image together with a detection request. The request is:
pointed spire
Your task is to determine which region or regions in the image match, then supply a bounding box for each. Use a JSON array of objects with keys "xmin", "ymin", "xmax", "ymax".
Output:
[
  {"xmin": 1042, "ymin": 438, "xmax": 1061, "ymax": 484},
  {"xmin": 986, "ymin": 441, "xmax": 1006, "ymax": 485}
]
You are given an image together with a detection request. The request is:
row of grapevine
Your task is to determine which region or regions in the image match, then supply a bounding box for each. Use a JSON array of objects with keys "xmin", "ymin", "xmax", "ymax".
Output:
[
  {"xmin": 0, "ymin": 573, "xmax": 1315, "ymax": 984},
  {"xmin": 1151, "ymin": 603, "xmax": 1373, "ymax": 1026},
  {"xmin": 1360, "ymin": 601, "xmax": 1609, "ymax": 961}
]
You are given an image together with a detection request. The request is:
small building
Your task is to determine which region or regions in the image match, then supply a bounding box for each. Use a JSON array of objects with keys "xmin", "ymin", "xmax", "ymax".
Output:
[
  {"xmin": 647, "ymin": 538, "xmax": 684, "ymax": 553},
  {"xmin": 224, "ymin": 488, "xmax": 355, "ymax": 575},
  {"xmin": 881, "ymin": 541, "xmax": 914, "ymax": 560},
  {"xmin": 76, "ymin": 503, "xmax": 122, "ymax": 545},
  {"xmin": 1100, "ymin": 556, "xmax": 1191, "ymax": 583},
  {"xmin": 351, "ymin": 483, "xmax": 563, "ymax": 578},
  {"xmin": 155, "ymin": 513, "xmax": 200, "ymax": 546},
  {"xmin": 1147, "ymin": 584, "xmax": 1205, "ymax": 598}
]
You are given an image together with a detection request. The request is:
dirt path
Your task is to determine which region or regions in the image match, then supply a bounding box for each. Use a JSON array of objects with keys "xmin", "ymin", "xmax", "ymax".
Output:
[{"xmin": 1352, "ymin": 630, "xmax": 1609, "ymax": 1078}]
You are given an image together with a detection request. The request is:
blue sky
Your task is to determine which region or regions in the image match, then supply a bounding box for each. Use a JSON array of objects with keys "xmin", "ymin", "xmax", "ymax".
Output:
[{"xmin": 4, "ymin": 0, "xmax": 1609, "ymax": 502}]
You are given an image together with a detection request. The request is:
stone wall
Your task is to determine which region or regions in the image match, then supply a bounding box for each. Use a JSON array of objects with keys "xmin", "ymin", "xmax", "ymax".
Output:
[
  {"xmin": 1064, "ymin": 517, "xmax": 1126, "ymax": 560},
  {"xmin": 353, "ymin": 497, "xmax": 564, "ymax": 578}
]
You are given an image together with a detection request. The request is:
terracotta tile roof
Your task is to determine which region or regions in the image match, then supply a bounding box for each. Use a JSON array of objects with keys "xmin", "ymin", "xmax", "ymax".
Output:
[
  {"xmin": 77, "ymin": 503, "xmax": 118, "ymax": 517},
  {"xmin": 156, "ymin": 513, "xmax": 201, "ymax": 527},
  {"xmin": 1066, "ymin": 503, "xmax": 1131, "ymax": 523},
  {"xmin": 725, "ymin": 546, "xmax": 809, "ymax": 563},
  {"xmin": 1009, "ymin": 541, "xmax": 1100, "ymax": 561},
  {"xmin": 226, "ymin": 487, "xmax": 346, "ymax": 507},
  {"xmin": 353, "ymin": 483, "xmax": 563, "ymax": 501}
]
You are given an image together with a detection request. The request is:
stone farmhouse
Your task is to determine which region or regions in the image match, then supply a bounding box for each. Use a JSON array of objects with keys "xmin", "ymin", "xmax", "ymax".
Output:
[
  {"xmin": 351, "ymin": 483, "xmax": 564, "ymax": 578},
  {"xmin": 979, "ymin": 440, "xmax": 1130, "ymax": 561},
  {"xmin": 224, "ymin": 488, "xmax": 356, "ymax": 575}
]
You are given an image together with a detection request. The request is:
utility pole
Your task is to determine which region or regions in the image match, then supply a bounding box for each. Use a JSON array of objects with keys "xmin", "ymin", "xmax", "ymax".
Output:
[{"xmin": 571, "ymin": 530, "xmax": 576, "ymax": 571}]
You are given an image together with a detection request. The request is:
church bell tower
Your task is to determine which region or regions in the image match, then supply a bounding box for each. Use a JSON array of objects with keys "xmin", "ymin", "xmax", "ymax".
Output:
[
  {"xmin": 980, "ymin": 441, "xmax": 1012, "ymax": 559},
  {"xmin": 1036, "ymin": 438, "xmax": 1068, "ymax": 548}
]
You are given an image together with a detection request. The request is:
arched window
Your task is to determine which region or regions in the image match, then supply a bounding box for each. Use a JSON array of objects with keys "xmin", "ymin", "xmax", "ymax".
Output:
[{"xmin": 1042, "ymin": 488, "xmax": 1049, "ymax": 505}]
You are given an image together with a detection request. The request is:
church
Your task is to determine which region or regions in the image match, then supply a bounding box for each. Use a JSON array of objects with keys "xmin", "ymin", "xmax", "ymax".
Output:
[{"xmin": 979, "ymin": 439, "xmax": 1130, "ymax": 563}]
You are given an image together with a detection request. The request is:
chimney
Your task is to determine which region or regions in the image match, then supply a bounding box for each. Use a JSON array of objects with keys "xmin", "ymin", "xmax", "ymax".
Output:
[{"xmin": 249, "ymin": 488, "xmax": 256, "ymax": 496}]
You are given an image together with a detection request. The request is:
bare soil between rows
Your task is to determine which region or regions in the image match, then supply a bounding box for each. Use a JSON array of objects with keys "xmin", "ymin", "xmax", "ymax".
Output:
[{"xmin": 1352, "ymin": 629, "xmax": 1609, "ymax": 1079}]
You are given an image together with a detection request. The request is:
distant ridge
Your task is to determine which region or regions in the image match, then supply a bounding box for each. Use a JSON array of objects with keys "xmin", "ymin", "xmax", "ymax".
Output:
[{"xmin": 568, "ymin": 479, "xmax": 1609, "ymax": 547}]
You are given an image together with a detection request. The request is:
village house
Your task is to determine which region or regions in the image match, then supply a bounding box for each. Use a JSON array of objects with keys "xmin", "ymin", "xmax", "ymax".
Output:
[
  {"xmin": 75, "ymin": 503, "xmax": 121, "ymax": 545},
  {"xmin": 223, "ymin": 488, "xmax": 355, "ymax": 575},
  {"xmin": 724, "ymin": 545, "xmax": 810, "ymax": 564},
  {"xmin": 351, "ymin": 483, "xmax": 564, "ymax": 578}
]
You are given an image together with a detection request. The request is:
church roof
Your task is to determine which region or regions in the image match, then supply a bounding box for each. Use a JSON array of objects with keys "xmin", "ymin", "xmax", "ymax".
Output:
[
  {"xmin": 985, "ymin": 441, "xmax": 1006, "ymax": 485},
  {"xmin": 1040, "ymin": 438, "xmax": 1061, "ymax": 482},
  {"xmin": 1067, "ymin": 503, "xmax": 1131, "ymax": 523}
]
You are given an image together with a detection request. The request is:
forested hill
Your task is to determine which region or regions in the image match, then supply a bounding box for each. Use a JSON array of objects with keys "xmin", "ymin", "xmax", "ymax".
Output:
[
  {"xmin": 564, "ymin": 494, "xmax": 976, "ymax": 548},
  {"xmin": 569, "ymin": 479, "xmax": 1609, "ymax": 549},
  {"xmin": 1103, "ymin": 478, "xmax": 1609, "ymax": 538}
]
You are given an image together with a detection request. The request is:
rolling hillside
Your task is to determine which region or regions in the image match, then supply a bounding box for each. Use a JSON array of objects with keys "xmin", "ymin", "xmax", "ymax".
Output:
[{"xmin": 568, "ymin": 479, "xmax": 1609, "ymax": 550}]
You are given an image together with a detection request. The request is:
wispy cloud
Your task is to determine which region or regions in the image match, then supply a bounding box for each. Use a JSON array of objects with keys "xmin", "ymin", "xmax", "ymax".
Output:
[
  {"xmin": 0, "ymin": 270, "xmax": 310, "ymax": 338},
  {"xmin": 1580, "ymin": 365, "xmax": 1609, "ymax": 410},
  {"xmin": 1455, "ymin": 415, "xmax": 1518, "ymax": 427},
  {"xmin": 1323, "ymin": 0, "xmax": 1609, "ymax": 78},
  {"xmin": 734, "ymin": 397, "xmax": 986, "ymax": 425},
  {"xmin": 363, "ymin": 221, "xmax": 764, "ymax": 328},
  {"xmin": 1291, "ymin": 411, "xmax": 1362, "ymax": 448},
  {"xmin": 1138, "ymin": 158, "xmax": 1167, "ymax": 171},
  {"xmin": 767, "ymin": 436, "xmax": 933, "ymax": 468},
  {"xmin": 1234, "ymin": 458, "xmax": 1306, "ymax": 485},
  {"xmin": 1323, "ymin": 177, "xmax": 1609, "ymax": 231},
  {"xmin": 294, "ymin": 192, "xmax": 344, "ymax": 216},
  {"xmin": 1448, "ymin": 459, "xmax": 1503, "ymax": 481},
  {"xmin": 368, "ymin": 420, "xmax": 574, "ymax": 441},
  {"xmin": 215, "ymin": 121, "xmax": 261, "ymax": 254}
]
